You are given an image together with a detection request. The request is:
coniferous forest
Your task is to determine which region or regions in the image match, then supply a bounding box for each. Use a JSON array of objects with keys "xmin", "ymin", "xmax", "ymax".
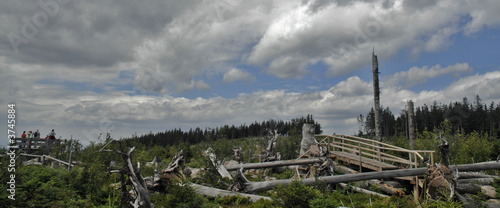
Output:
[
  {"xmin": 362, "ymin": 95, "xmax": 500, "ymax": 139},
  {"xmin": 128, "ymin": 114, "xmax": 322, "ymax": 147}
]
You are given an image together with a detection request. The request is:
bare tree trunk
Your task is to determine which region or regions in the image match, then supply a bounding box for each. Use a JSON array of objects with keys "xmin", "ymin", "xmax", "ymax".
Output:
[
  {"xmin": 372, "ymin": 49, "xmax": 382, "ymax": 142},
  {"xmin": 206, "ymin": 147, "xmax": 233, "ymax": 179},
  {"xmin": 239, "ymin": 162, "xmax": 500, "ymax": 193},
  {"xmin": 300, "ymin": 124, "xmax": 316, "ymax": 155},
  {"xmin": 338, "ymin": 183, "xmax": 389, "ymax": 198},
  {"xmin": 225, "ymin": 158, "xmax": 324, "ymax": 171},
  {"xmin": 408, "ymin": 100, "xmax": 416, "ymax": 150},
  {"xmin": 123, "ymin": 147, "xmax": 152, "ymax": 208},
  {"xmin": 189, "ymin": 183, "xmax": 272, "ymax": 202},
  {"xmin": 100, "ymin": 141, "xmax": 152, "ymax": 208}
]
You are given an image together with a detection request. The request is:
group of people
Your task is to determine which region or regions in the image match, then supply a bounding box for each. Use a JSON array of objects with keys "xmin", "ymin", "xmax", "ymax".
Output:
[{"xmin": 21, "ymin": 129, "xmax": 56, "ymax": 140}]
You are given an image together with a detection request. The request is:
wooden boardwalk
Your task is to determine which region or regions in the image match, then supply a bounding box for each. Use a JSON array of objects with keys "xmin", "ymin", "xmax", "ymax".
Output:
[{"xmin": 316, "ymin": 134, "xmax": 434, "ymax": 172}]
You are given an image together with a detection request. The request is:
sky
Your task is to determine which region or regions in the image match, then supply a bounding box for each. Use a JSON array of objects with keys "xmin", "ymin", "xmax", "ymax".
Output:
[{"xmin": 1, "ymin": 0, "xmax": 500, "ymax": 146}]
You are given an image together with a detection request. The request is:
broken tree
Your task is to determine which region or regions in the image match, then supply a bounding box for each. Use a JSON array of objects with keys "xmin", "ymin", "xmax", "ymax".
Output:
[
  {"xmin": 235, "ymin": 162, "xmax": 500, "ymax": 193},
  {"xmin": 100, "ymin": 141, "xmax": 152, "ymax": 208}
]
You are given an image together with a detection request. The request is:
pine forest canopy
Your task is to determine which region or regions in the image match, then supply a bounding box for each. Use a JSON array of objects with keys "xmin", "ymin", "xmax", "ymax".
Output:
[
  {"xmin": 362, "ymin": 95, "xmax": 500, "ymax": 138},
  {"xmin": 123, "ymin": 114, "xmax": 322, "ymax": 148}
]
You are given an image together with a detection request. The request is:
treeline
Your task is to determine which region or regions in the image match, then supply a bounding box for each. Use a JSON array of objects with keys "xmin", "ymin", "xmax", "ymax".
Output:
[
  {"xmin": 363, "ymin": 95, "xmax": 500, "ymax": 138},
  {"xmin": 125, "ymin": 115, "xmax": 322, "ymax": 147}
]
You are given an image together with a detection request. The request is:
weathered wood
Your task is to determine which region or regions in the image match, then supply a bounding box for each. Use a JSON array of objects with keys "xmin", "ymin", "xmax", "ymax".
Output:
[
  {"xmin": 190, "ymin": 183, "xmax": 272, "ymax": 202},
  {"xmin": 123, "ymin": 147, "xmax": 152, "ymax": 208},
  {"xmin": 367, "ymin": 180, "xmax": 405, "ymax": 196},
  {"xmin": 459, "ymin": 172, "xmax": 494, "ymax": 179},
  {"xmin": 300, "ymin": 124, "xmax": 316, "ymax": 155},
  {"xmin": 335, "ymin": 162, "xmax": 404, "ymax": 196},
  {"xmin": 20, "ymin": 153, "xmax": 74, "ymax": 167},
  {"xmin": 206, "ymin": 147, "xmax": 233, "ymax": 179},
  {"xmin": 100, "ymin": 142, "xmax": 152, "ymax": 208},
  {"xmin": 481, "ymin": 186, "xmax": 497, "ymax": 198},
  {"xmin": 241, "ymin": 162, "xmax": 500, "ymax": 193},
  {"xmin": 225, "ymin": 158, "xmax": 324, "ymax": 171},
  {"xmin": 338, "ymin": 182, "xmax": 389, "ymax": 198},
  {"xmin": 456, "ymin": 183, "xmax": 481, "ymax": 194},
  {"xmin": 458, "ymin": 178, "xmax": 495, "ymax": 185},
  {"xmin": 408, "ymin": 100, "xmax": 416, "ymax": 150}
]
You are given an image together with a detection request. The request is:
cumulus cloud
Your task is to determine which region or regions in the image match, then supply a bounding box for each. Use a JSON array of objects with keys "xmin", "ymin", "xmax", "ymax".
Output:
[
  {"xmin": 223, "ymin": 68, "xmax": 256, "ymax": 83},
  {"xmin": 1, "ymin": 0, "xmax": 500, "ymax": 145},
  {"xmin": 385, "ymin": 63, "xmax": 473, "ymax": 88},
  {"xmin": 2, "ymin": 0, "xmax": 499, "ymax": 92}
]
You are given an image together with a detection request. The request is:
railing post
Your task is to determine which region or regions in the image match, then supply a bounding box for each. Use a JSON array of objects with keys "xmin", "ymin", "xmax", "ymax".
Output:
[
  {"xmin": 28, "ymin": 138, "xmax": 32, "ymax": 153},
  {"xmin": 431, "ymin": 152, "xmax": 434, "ymax": 165},
  {"xmin": 409, "ymin": 153, "xmax": 412, "ymax": 168},
  {"xmin": 358, "ymin": 143, "xmax": 362, "ymax": 173},
  {"xmin": 378, "ymin": 147, "xmax": 382, "ymax": 171}
]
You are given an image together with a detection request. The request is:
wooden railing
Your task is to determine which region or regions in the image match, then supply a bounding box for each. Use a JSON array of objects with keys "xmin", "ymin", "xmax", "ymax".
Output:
[
  {"xmin": 20, "ymin": 153, "xmax": 74, "ymax": 167},
  {"xmin": 317, "ymin": 134, "xmax": 434, "ymax": 171},
  {"xmin": 12, "ymin": 138, "xmax": 64, "ymax": 152}
]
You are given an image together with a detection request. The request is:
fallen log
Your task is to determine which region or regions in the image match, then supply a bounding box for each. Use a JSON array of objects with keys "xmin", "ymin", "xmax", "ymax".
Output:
[
  {"xmin": 333, "ymin": 162, "xmax": 404, "ymax": 196},
  {"xmin": 458, "ymin": 172, "xmax": 494, "ymax": 179},
  {"xmin": 189, "ymin": 183, "xmax": 272, "ymax": 202},
  {"xmin": 241, "ymin": 161, "xmax": 500, "ymax": 193},
  {"xmin": 225, "ymin": 158, "xmax": 324, "ymax": 171},
  {"xmin": 458, "ymin": 178, "xmax": 495, "ymax": 185},
  {"xmin": 456, "ymin": 183, "xmax": 481, "ymax": 194},
  {"xmin": 338, "ymin": 183, "xmax": 389, "ymax": 198}
]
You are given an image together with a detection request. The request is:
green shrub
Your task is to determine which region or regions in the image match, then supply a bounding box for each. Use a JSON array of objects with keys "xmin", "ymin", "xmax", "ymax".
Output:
[
  {"xmin": 151, "ymin": 184, "xmax": 207, "ymax": 208},
  {"xmin": 271, "ymin": 180, "xmax": 322, "ymax": 208}
]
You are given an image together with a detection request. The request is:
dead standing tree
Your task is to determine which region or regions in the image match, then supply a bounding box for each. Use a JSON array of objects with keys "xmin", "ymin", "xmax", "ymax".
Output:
[
  {"xmin": 372, "ymin": 49, "xmax": 382, "ymax": 142},
  {"xmin": 408, "ymin": 100, "xmax": 416, "ymax": 150},
  {"xmin": 99, "ymin": 141, "xmax": 152, "ymax": 208},
  {"xmin": 259, "ymin": 130, "xmax": 280, "ymax": 162}
]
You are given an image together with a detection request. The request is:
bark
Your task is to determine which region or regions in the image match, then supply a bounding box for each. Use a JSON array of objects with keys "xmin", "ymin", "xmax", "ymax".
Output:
[
  {"xmin": 189, "ymin": 183, "xmax": 272, "ymax": 202},
  {"xmin": 225, "ymin": 158, "xmax": 324, "ymax": 171},
  {"xmin": 240, "ymin": 161, "xmax": 500, "ymax": 193}
]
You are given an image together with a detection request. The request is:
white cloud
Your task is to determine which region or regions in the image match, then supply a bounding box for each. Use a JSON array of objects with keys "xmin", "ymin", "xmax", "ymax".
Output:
[
  {"xmin": 330, "ymin": 76, "xmax": 372, "ymax": 97},
  {"xmin": 2, "ymin": 0, "xmax": 500, "ymax": 146},
  {"xmin": 223, "ymin": 68, "xmax": 256, "ymax": 83},
  {"xmin": 385, "ymin": 63, "xmax": 473, "ymax": 88},
  {"xmin": 464, "ymin": 0, "xmax": 500, "ymax": 35}
]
